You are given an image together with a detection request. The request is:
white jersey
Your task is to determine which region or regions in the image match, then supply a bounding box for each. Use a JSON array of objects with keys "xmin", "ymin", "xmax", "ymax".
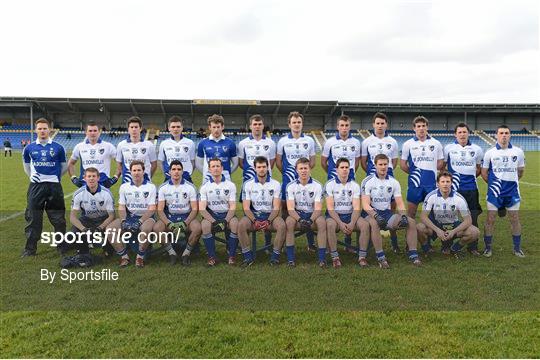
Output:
[
  {"xmin": 361, "ymin": 174, "xmax": 402, "ymax": 211},
  {"xmin": 116, "ymin": 138, "xmax": 157, "ymax": 183},
  {"xmin": 482, "ymin": 143, "xmax": 525, "ymax": 199},
  {"xmin": 71, "ymin": 139, "xmax": 116, "ymax": 182},
  {"xmin": 71, "ymin": 185, "xmax": 114, "ymax": 221},
  {"xmin": 444, "ymin": 141, "xmax": 484, "ymax": 191},
  {"xmin": 158, "ymin": 179, "xmax": 198, "ymax": 215},
  {"xmin": 158, "ymin": 136, "xmax": 196, "ymax": 178},
  {"xmin": 199, "ymin": 176, "xmax": 237, "ymax": 214},
  {"xmin": 118, "ymin": 180, "xmax": 157, "ymax": 217},
  {"xmin": 286, "ymin": 177, "xmax": 323, "ymax": 213},
  {"xmin": 423, "ymin": 189, "xmax": 470, "ymax": 225},
  {"xmin": 401, "ymin": 135, "xmax": 444, "ymax": 187},
  {"xmin": 242, "ymin": 175, "xmax": 281, "ymax": 214},
  {"xmin": 322, "ymin": 133, "xmax": 361, "ymax": 180},
  {"xmin": 277, "ymin": 133, "xmax": 316, "ymax": 185},
  {"xmin": 324, "ymin": 178, "xmax": 361, "ymax": 214},
  {"xmin": 361, "ymin": 133, "xmax": 399, "ymax": 176},
  {"xmin": 238, "ymin": 135, "xmax": 276, "ymax": 181}
]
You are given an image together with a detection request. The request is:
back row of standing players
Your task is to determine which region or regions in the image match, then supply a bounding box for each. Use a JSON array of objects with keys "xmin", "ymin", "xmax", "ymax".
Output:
[{"xmin": 22, "ymin": 111, "xmax": 526, "ymax": 266}]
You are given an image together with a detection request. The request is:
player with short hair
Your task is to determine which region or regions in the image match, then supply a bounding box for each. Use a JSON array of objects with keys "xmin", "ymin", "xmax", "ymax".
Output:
[
  {"xmin": 196, "ymin": 114, "xmax": 238, "ymax": 182},
  {"xmin": 22, "ymin": 118, "xmax": 68, "ymax": 257},
  {"xmin": 361, "ymin": 154, "xmax": 421, "ymax": 268},
  {"xmin": 199, "ymin": 158, "xmax": 239, "ymax": 266},
  {"xmin": 361, "ymin": 112, "xmax": 401, "ymax": 252},
  {"xmin": 417, "ymin": 171, "xmax": 480, "ymax": 257},
  {"xmin": 152, "ymin": 160, "xmax": 202, "ymax": 266},
  {"xmin": 238, "ymin": 114, "xmax": 276, "ymax": 248},
  {"xmin": 238, "ymin": 156, "xmax": 285, "ymax": 267},
  {"xmin": 481, "ymin": 125, "xmax": 526, "ymax": 258},
  {"xmin": 116, "ymin": 116, "xmax": 157, "ymax": 184},
  {"xmin": 69, "ymin": 167, "xmax": 115, "ymax": 255},
  {"xmin": 276, "ymin": 111, "xmax": 317, "ymax": 251},
  {"xmin": 400, "ymin": 116, "xmax": 444, "ymax": 219},
  {"xmin": 158, "ymin": 115, "xmax": 196, "ymax": 183},
  {"xmin": 324, "ymin": 158, "xmax": 370, "ymax": 268},
  {"xmin": 443, "ymin": 122, "xmax": 484, "ymax": 255},
  {"xmin": 285, "ymin": 157, "xmax": 327, "ymax": 267},
  {"xmin": 106, "ymin": 160, "xmax": 157, "ymax": 268},
  {"xmin": 68, "ymin": 121, "xmax": 118, "ymax": 188},
  {"xmin": 321, "ymin": 115, "xmax": 361, "ymax": 180}
]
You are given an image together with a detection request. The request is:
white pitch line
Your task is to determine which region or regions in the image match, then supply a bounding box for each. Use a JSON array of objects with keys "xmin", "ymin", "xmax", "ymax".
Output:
[
  {"xmin": 0, "ymin": 190, "xmax": 76, "ymax": 223},
  {"xmin": 521, "ymin": 181, "xmax": 540, "ymax": 187}
]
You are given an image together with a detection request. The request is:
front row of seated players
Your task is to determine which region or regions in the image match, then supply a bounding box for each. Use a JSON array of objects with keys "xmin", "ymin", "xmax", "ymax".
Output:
[{"xmin": 78, "ymin": 158, "xmax": 478, "ymax": 268}]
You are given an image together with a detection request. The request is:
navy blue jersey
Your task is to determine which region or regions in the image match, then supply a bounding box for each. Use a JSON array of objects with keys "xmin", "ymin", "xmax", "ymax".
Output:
[{"xmin": 23, "ymin": 139, "xmax": 66, "ymax": 183}]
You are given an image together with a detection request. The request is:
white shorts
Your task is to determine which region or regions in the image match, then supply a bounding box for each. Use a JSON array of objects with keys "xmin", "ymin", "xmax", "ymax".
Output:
[
  {"xmin": 487, "ymin": 201, "xmax": 520, "ymax": 211},
  {"xmin": 4, "ymin": 147, "xmax": 11, "ymax": 151}
]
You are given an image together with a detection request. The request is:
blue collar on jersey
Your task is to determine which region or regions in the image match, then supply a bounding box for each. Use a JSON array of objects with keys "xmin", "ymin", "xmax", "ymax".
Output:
[
  {"xmin": 249, "ymin": 134, "xmax": 267, "ymax": 140},
  {"xmin": 85, "ymin": 138, "xmax": 102, "ymax": 144},
  {"xmin": 130, "ymin": 178, "xmax": 148, "ymax": 186},
  {"xmin": 169, "ymin": 134, "xmax": 184, "ymax": 140},
  {"xmin": 208, "ymin": 134, "xmax": 226, "ymax": 141},
  {"xmin": 437, "ymin": 189, "xmax": 454, "ymax": 197},
  {"xmin": 454, "ymin": 139, "xmax": 471, "ymax": 146},
  {"xmin": 496, "ymin": 142, "xmax": 512, "ymax": 149},
  {"xmin": 35, "ymin": 138, "xmax": 53, "ymax": 145},
  {"xmin": 287, "ymin": 132, "xmax": 305, "ymax": 139},
  {"xmin": 85, "ymin": 184, "xmax": 102, "ymax": 193},
  {"xmin": 371, "ymin": 130, "xmax": 389, "ymax": 137},
  {"xmin": 254, "ymin": 173, "xmax": 271, "ymax": 183},
  {"xmin": 126, "ymin": 136, "xmax": 142, "ymax": 143},
  {"xmin": 168, "ymin": 178, "xmax": 185, "ymax": 185},
  {"xmin": 413, "ymin": 135, "xmax": 431, "ymax": 141},
  {"xmin": 335, "ymin": 131, "xmax": 352, "ymax": 140},
  {"xmin": 209, "ymin": 175, "xmax": 226, "ymax": 183},
  {"xmin": 297, "ymin": 177, "xmax": 313, "ymax": 184}
]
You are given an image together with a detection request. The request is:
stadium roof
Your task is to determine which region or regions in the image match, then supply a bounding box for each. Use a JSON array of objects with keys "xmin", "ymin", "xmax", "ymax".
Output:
[{"xmin": 1, "ymin": 97, "xmax": 539, "ymax": 118}]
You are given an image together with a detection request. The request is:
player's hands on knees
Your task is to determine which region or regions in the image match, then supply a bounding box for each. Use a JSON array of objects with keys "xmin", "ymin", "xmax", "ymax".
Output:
[
  {"xmin": 435, "ymin": 229, "xmax": 446, "ymax": 240},
  {"xmin": 398, "ymin": 215, "xmax": 409, "ymax": 228},
  {"xmin": 339, "ymin": 222, "xmax": 350, "ymax": 234},
  {"xmin": 298, "ymin": 219, "xmax": 312, "ymax": 231},
  {"xmin": 374, "ymin": 214, "xmax": 387, "ymax": 229}
]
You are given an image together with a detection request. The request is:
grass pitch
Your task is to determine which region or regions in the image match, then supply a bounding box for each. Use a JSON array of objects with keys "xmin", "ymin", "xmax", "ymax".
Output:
[{"xmin": 1, "ymin": 152, "xmax": 539, "ymax": 358}]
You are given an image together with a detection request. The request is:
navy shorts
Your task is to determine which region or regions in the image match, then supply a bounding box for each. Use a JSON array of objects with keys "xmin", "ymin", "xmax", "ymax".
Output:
[
  {"xmin": 166, "ymin": 213, "xmax": 189, "ymax": 223},
  {"xmin": 407, "ymin": 185, "xmax": 436, "ymax": 205},
  {"xmin": 361, "ymin": 209, "xmax": 394, "ymax": 223}
]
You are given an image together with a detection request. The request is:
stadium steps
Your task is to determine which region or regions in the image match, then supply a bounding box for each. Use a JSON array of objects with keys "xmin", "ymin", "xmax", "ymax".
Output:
[
  {"xmin": 475, "ymin": 130, "xmax": 496, "ymax": 147},
  {"xmin": 359, "ymin": 129, "xmax": 370, "ymax": 139}
]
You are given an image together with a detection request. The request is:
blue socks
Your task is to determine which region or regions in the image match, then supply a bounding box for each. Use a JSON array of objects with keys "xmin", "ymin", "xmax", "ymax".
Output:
[
  {"xmin": 318, "ymin": 248, "xmax": 326, "ymax": 263},
  {"xmin": 390, "ymin": 234, "xmax": 398, "ymax": 248},
  {"xmin": 203, "ymin": 234, "xmax": 216, "ymax": 258},
  {"xmin": 376, "ymin": 250, "xmax": 386, "ymax": 261},
  {"xmin": 450, "ymin": 242, "xmax": 464, "ymax": 252},
  {"xmin": 358, "ymin": 249, "xmax": 368, "ymax": 258},
  {"xmin": 241, "ymin": 247, "xmax": 254, "ymax": 262},
  {"xmin": 421, "ymin": 243, "xmax": 432, "ymax": 253},
  {"xmin": 228, "ymin": 232, "xmax": 239, "ymax": 257},
  {"xmin": 286, "ymin": 245, "xmax": 295, "ymax": 262},
  {"xmin": 512, "ymin": 235, "xmax": 521, "ymax": 251},
  {"xmin": 264, "ymin": 231, "xmax": 272, "ymax": 247},
  {"xmin": 408, "ymin": 249, "xmax": 419, "ymax": 261},
  {"xmin": 484, "ymin": 235, "xmax": 493, "ymax": 251},
  {"xmin": 271, "ymin": 249, "xmax": 280, "ymax": 262},
  {"xmin": 306, "ymin": 231, "xmax": 315, "ymax": 248}
]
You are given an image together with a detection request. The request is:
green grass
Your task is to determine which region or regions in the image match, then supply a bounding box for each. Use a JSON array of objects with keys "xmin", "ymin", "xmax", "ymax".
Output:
[{"xmin": 1, "ymin": 152, "xmax": 539, "ymax": 357}]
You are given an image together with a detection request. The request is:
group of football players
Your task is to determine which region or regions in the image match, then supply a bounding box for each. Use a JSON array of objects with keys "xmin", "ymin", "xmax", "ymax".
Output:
[{"xmin": 21, "ymin": 111, "xmax": 526, "ymax": 269}]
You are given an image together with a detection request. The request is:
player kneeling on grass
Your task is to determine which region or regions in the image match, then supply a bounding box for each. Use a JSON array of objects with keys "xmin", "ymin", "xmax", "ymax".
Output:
[
  {"xmin": 360, "ymin": 154, "xmax": 422, "ymax": 268},
  {"xmin": 70, "ymin": 167, "xmax": 115, "ymax": 255},
  {"xmin": 106, "ymin": 160, "xmax": 157, "ymax": 268},
  {"xmin": 199, "ymin": 158, "xmax": 239, "ymax": 267},
  {"xmin": 238, "ymin": 156, "xmax": 285, "ymax": 267},
  {"xmin": 285, "ymin": 157, "xmax": 327, "ymax": 267},
  {"xmin": 417, "ymin": 171, "xmax": 480, "ymax": 257},
  {"xmin": 325, "ymin": 158, "xmax": 370, "ymax": 268},
  {"xmin": 152, "ymin": 160, "xmax": 202, "ymax": 266}
]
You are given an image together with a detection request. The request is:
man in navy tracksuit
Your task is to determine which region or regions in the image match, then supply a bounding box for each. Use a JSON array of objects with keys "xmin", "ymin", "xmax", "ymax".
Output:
[{"xmin": 21, "ymin": 118, "xmax": 68, "ymax": 257}]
